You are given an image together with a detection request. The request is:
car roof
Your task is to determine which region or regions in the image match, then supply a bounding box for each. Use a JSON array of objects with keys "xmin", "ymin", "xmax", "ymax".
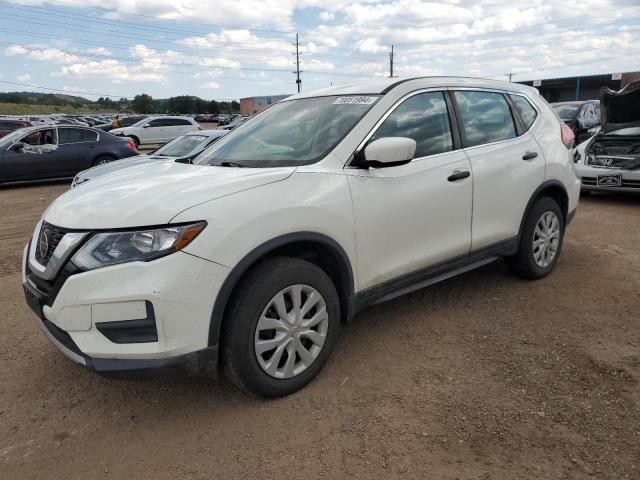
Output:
[
  {"xmin": 185, "ymin": 129, "xmax": 227, "ymax": 137},
  {"xmin": 551, "ymin": 100, "xmax": 599, "ymax": 106},
  {"xmin": 285, "ymin": 76, "xmax": 538, "ymax": 100}
]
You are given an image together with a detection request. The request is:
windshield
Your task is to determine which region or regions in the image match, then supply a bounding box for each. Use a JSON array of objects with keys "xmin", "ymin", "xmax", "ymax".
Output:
[
  {"xmin": 552, "ymin": 104, "xmax": 581, "ymax": 120},
  {"xmin": 154, "ymin": 134, "xmax": 208, "ymax": 157},
  {"xmin": 195, "ymin": 95, "xmax": 379, "ymax": 167}
]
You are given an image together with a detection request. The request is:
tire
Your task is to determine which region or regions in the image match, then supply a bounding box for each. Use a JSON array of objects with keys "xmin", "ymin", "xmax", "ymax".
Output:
[
  {"xmin": 222, "ymin": 257, "xmax": 340, "ymax": 398},
  {"xmin": 129, "ymin": 136, "xmax": 140, "ymax": 149},
  {"xmin": 93, "ymin": 155, "xmax": 115, "ymax": 166},
  {"xmin": 509, "ymin": 197, "xmax": 565, "ymax": 280}
]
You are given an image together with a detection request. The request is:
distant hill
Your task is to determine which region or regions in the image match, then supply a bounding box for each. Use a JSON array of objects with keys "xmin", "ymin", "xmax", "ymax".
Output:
[{"xmin": 0, "ymin": 91, "xmax": 91, "ymax": 105}]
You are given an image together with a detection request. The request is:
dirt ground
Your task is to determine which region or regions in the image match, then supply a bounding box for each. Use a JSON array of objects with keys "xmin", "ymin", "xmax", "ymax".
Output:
[{"xmin": 0, "ymin": 181, "xmax": 638, "ymax": 480}]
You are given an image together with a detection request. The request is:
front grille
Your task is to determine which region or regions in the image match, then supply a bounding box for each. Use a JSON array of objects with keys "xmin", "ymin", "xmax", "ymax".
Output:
[
  {"xmin": 582, "ymin": 176, "xmax": 640, "ymax": 189},
  {"xmin": 34, "ymin": 222, "xmax": 66, "ymax": 266},
  {"xmin": 586, "ymin": 155, "xmax": 640, "ymax": 170}
]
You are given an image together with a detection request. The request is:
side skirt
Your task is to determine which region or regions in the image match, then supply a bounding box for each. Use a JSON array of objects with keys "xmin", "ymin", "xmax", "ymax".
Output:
[{"xmin": 353, "ymin": 237, "xmax": 518, "ymax": 312}]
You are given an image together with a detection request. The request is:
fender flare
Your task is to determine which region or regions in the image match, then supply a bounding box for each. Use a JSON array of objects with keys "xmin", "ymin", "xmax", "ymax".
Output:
[
  {"xmin": 517, "ymin": 180, "xmax": 569, "ymax": 239},
  {"xmin": 208, "ymin": 232, "xmax": 355, "ymax": 347}
]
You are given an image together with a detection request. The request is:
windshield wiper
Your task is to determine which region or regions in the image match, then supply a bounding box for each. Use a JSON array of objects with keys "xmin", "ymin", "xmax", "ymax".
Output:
[{"xmin": 219, "ymin": 161, "xmax": 247, "ymax": 168}]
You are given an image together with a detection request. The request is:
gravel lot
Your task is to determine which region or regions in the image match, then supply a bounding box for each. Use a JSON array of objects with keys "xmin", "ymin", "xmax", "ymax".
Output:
[{"xmin": 1, "ymin": 181, "xmax": 638, "ymax": 480}]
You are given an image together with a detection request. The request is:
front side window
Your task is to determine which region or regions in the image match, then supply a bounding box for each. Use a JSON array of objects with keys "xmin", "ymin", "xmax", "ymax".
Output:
[
  {"xmin": 509, "ymin": 94, "xmax": 537, "ymax": 130},
  {"xmin": 149, "ymin": 119, "xmax": 170, "ymax": 127},
  {"xmin": 21, "ymin": 128, "xmax": 56, "ymax": 146},
  {"xmin": 453, "ymin": 91, "xmax": 516, "ymax": 147},
  {"xmin": 195, "ymin": 95, "xmax": 379, "ymax": 167},
  {"xmin": 368, "ymin": 91, "xmax": 453, "ymax": 158}
]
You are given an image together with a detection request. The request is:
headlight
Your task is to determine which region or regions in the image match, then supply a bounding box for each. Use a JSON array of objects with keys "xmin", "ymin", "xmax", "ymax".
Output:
[{"xmin": 71, "ymin": 222, "xmax": 206, "ymax": 270}]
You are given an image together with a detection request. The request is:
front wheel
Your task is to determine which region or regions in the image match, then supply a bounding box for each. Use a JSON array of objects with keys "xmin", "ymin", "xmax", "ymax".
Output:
[
  {"xmin": 222, "ymin": 257, "xmax": 340, "ymax": 397},
  {"xmin": 508, "ymin": 197, "xmax": 565, "ymax": 280}
]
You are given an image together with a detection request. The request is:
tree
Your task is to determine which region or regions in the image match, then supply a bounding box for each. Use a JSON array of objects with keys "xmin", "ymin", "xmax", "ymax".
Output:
[
  {"xmin": 231, "ymin": 100, "xmax": 240, "ymax": 112},
  {"xmin": 132, "ymin": 94, "xmax": 154, "ymax": 114},
  {"xmin": 207, "ymin": 100, "xmax": 219, "ymax": 113}
]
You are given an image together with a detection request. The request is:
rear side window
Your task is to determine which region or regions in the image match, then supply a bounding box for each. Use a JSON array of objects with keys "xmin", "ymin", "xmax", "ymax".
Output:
[
  {"xmin": 170, "ymin": 119, "xmax": 193, "ymax": 126},
  {"xmin": 453, "ymin": 91, "xmax": 516, "ymax": 147},
  {"xmin": 369, "ymin": 91, "xmax": 453, "ymax": 158},
  {"xmin": 509, "ymin": 95, "xmax": 537, "ymax": 130},
  {"xmin": 58, "ymin": 128, "xmax": 89, "ymax": 144}
]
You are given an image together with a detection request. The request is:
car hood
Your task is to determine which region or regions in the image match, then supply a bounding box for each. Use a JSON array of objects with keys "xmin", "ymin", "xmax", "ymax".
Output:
[
  {"xmin": 601, "ymin": 80, "xmax": 640, "ymax": 133},
  {"xmin": 44, "ymin": 161, "xmax": 296, "ymax": 229},
  {"xmin": 73, "ymin": 155, "xmax": 174, "ymax": 185}
]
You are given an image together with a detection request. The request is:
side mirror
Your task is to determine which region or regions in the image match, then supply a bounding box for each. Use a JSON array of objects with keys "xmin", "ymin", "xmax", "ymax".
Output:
[
  {"xmin": 9, "ymin": 142, "xmax": 25, "ymax": 152},
  {"xmin": 143, "ymin": 124, "xmax": 150, "ymax": 128},
  {"xmin": 363, "ymin": 137, "xmax": 416, "ymax": 167}
]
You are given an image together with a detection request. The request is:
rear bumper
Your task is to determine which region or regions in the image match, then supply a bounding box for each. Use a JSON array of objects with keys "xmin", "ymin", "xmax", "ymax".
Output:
[{"xmin": 25, "ymin": 280, "xmax": 218, "ymax": 379}]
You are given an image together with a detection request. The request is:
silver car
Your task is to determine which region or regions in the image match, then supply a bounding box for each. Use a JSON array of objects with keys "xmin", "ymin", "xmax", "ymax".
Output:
[
  {"xmin": 573, "ymin": 81, "xmax": 640, "ymax": 193},
  {"xmin": 72, "ymin": 129, "xmax": 228, "ymax": 187}
]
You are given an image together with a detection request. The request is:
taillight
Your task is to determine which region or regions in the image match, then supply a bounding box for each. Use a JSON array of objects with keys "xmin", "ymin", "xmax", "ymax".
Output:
[
  {"xmin": 560, "ymin": 123, "xmax": 575, "ymax": 149},
  {"xmin": 127, "ymin": 140, "xmax": 136, "ymax": 149}
]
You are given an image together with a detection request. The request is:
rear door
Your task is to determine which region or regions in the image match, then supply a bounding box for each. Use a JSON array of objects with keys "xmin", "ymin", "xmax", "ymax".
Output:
[
  {"xmin": 57, "ymin": 127, "xmax": 98, "ymax": 174},
  {"xmin": 451, "ymin": 89, "xmax": 544, "ymax": 250}
]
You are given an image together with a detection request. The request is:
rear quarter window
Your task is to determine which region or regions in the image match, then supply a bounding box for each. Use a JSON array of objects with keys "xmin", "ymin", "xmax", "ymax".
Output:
[{"xmin": 509, "ymin": 94, "xmax": 538, "ymax": 131}]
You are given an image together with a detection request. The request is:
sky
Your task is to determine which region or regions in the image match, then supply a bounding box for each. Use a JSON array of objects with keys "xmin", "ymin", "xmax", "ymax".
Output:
[{"xmin": 0, "ymin": 0, "xmax": 639, "ymax": 101}]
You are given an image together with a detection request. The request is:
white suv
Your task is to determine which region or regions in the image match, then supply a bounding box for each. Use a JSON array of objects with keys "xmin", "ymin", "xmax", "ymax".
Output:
[
  {"xmin": 110, "ymin": 116, "xmax": 200, "ymax": 147},
  {"xmin": 22, "ymin": 77, "xmax": 580, "ymax": 397}
]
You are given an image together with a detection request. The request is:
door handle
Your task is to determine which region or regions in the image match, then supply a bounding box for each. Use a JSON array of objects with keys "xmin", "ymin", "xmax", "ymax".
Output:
[
  {"xmin": 522, "ymin": 151, "xmax": 538, "ymax": 161},
  {"xmin": 447, "ymin": 170, "xmax": 470, "ymax": 182}
]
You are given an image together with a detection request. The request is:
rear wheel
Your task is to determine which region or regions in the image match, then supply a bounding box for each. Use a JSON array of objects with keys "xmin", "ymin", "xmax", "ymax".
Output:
[
  {"xmin": 222, "ymin": 257, "xmax": 340, "ymax": 397},
  {"xmin": 129, "ymin": 136, "xmax": 140, "ymax": 149},
  {"xmin": 509, "ymin": 197, "xmax": 564, "ymax": 279}
]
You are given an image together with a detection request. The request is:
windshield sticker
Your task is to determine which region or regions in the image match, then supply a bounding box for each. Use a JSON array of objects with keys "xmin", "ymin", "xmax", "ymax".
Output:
[{"xmin": 333, "ymin": 96, "xmax": 377, "ymax": 105}]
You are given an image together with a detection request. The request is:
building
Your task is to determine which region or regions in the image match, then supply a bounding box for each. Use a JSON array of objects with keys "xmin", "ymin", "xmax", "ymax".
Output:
[
  {"xmin": 518, "ymin": 71, "xmax": 640, "ymax": 103},
  {"xmin": 240, "ymin": 95, "xmax": 291, "ymax": 115}
]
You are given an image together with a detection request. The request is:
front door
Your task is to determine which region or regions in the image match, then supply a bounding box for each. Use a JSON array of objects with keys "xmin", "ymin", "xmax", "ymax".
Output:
[
  {"xmin": 2, "ymin": 128, "xmax": 61, "ymax": 181},
  {"xmin": 346, "ymin": 90, "xmax": 473, "ymax": 291}
]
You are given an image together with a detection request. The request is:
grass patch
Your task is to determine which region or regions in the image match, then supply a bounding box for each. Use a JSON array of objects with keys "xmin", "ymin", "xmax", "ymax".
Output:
[{"xmin": 0, "ymin": 103, "xmax": 118, "ymax": 115}]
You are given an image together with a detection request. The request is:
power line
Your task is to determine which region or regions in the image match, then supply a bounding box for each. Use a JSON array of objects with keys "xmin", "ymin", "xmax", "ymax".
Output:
[
  {"xmin": 1, "ymin": 12, "xmax": 382, "ymax": 63},
  {"xmin": 0, "ymin": 79, "xmax": 133, "ymax": 98},
  {"xmin": 4, "ymin": 0, "xmax": 293, "ymax": 35},
  {"xmin": 390, "ymin": 5, "xmax": 640, "ymax": 47}
]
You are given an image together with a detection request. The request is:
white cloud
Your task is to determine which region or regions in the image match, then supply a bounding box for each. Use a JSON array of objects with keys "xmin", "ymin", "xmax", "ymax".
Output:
[
  {"xmin": 318, "ymin": 11, "xmax": 335, "ymax": 21},
  {"xmin": 199, "ymin": 81, "xmax": 221, "ymax": 89},
  {"xmin": 5, "ymin": 44, "xmax": 82, "ymax": 64},
  {"xmin": 54, "ymin": 59, "xmax": 165, "ymax": 83},
  {"xmin": 86, "ymin": 47, "xmax": 112, "ymax": 56},
  {"xmin": 17, "ymin": 73, "xmax": 30, "ymax": 81},
  {"xmin": 5, "ymin": 45, "xmax": 28, "ymax": 56}
]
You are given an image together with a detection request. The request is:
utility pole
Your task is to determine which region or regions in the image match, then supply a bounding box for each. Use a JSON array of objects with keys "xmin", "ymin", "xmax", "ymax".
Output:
[
  {"xmin": 507, "ymin": 73, "xmax": 513, "ymax": 82},
  {"xmin": 389, "ymin": 45, "xmax": 394, "ymax": 78},
  {"xmin": 293, "ymin": 33, "xmax": 302, "ymax": 93}
]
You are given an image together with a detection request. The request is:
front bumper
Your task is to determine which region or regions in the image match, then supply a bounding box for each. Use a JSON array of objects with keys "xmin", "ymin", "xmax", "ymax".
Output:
[
  {"xmin": 23, "ymin": 244, "xmax": 230, "ymax": 378},
  {"xmin": 575, "ymin": 162, "xmax": 640, "ymax": 192}
]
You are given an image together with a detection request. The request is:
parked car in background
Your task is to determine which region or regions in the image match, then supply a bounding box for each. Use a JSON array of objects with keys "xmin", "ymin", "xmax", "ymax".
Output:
[
  {"xmin": 22, "ymin": 77, "xmax": 580, "ymax": 398},
  {"xmin": 573, "ymin": 80, "xmax": 640, "ymax": 192},
  {"xmin": 0, "ymin": 125, "xmax": 138, "ymax": 183},
  {"xmin": 0, "ymin": 119, "xmax": 31, "ymax": 138},
  {"xmin": 94, "ymin": 115, "xmax": 147, "ymax": 132},
  {"xmin": 110, "ymin": 116, "xmax": 200, "ymax": 147},
  {"xmin": 71, "ymin": 129, "xmax": 229, "ymax": 187},
  {"xmin": 551, "ymin": 100, "xmax": 600, "ymax": 144},
  {"xmin": 217, "ymin": 116, "xmax": 249, "ymax": 131}
]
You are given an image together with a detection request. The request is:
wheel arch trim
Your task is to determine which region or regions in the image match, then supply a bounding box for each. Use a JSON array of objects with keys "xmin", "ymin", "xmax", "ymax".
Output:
[
  {"xmin": 518, "ymin": 180, "xmax": 569, "ymax": 238},
  {"xmin": 208, "ymin": 231, "xmax": 355, "ymax": 347}
]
